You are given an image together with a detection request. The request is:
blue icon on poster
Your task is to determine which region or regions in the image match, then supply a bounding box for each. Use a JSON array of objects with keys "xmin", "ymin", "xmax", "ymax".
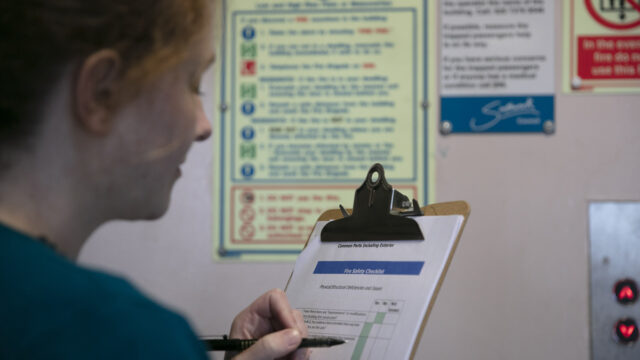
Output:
[
  {"xmin": 241, "ymin": 164, "xmax": 255, "ymax": 178},
  {"xmin": 242, "ymin": 26, "xmax": 255, "ymax": 40},
  {"xmin": 241, "ymin": 102, "xmax": 255, "ymax": 115},
  {"xmin": 241, "ymin": 126, "xmax": 255, "ymax": 140}
]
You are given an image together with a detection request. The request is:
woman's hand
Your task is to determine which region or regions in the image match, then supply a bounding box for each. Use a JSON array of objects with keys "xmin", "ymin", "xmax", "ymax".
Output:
[{"xmin": 226, "ymin": 289, "xmax": 309, "ymax": 360}]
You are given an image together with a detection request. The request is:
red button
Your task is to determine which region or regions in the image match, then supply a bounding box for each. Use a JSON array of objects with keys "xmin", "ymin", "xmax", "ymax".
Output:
[
  {"xmin": 615, "ymin": 318, "xmax": 639, "ymax": 344},
  {"xmin": 613, "ymin": 279, "xmax": 638, "ymax": 305}
]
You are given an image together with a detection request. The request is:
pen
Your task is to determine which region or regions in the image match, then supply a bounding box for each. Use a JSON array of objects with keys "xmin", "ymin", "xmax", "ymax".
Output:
[{"xmin": 202, "ymin": 336, "xmax": 346, "ymax": 351}]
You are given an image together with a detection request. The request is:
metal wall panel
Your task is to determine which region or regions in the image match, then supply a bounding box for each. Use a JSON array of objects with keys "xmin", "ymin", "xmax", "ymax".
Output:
[{"xmin": 589, "ymin": 202, "xmax": 640, "ymax": 359}]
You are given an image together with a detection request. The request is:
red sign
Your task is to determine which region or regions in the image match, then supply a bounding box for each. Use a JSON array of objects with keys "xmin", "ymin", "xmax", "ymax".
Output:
[
  {"xmin": 241, "ymin": 60, "xmax": 256, "ymax": 76},
  {"xmin": 239, "ymin": 223, "xmax": 255, "ymax": 240},
  {"xmin": 241, "ymin": 190, "xmax": 255, "ymax": 204},
  {"xmin": 240, "ymin": 206, "xmax": 255, "ymax": 223},
  {"xmin": 577, "ymin": 36, "xmax": 640, "ymax": 79}
]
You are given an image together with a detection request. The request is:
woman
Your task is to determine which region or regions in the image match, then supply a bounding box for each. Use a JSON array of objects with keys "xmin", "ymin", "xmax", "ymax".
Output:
[{"xmin": 0, "ymin": 1, "xmax": 307, "ymax": 359}]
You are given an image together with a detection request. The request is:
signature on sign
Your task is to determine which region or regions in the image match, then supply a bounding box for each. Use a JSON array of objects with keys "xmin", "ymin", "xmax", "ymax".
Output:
[{"xmin": 470, "ymin": 97, "xmax": 541, "ymax": 132}]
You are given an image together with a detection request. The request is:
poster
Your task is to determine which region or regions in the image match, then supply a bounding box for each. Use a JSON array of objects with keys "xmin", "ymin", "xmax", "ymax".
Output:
[
  {"xmin": 440, "ymin": 0, "xmax": 555, "ymax": 133},
  {"xmin": 564, "ymin": 0, "xmax": 640, "ymax": 93},
  {"xmin": 212, "ymin": 0, "xmax": 436, "ymax": 260}
]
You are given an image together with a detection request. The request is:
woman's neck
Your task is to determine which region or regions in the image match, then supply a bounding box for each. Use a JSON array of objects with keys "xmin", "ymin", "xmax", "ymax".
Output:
[
  {"xmin": 0, "ymin": 82, "xmax": 105, "ymax": 260},
  {"xmin": 0, "ymin": 155, "xmax": 103, "ymax": 260}
]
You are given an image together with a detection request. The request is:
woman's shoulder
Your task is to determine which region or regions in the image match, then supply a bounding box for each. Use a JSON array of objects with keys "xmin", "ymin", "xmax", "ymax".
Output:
[
  {"xmin": 0, "ymin": 224, "xmax": 135, "ymax": 306},
  {"xmin": 0, "ymin": 225, "xmax": 206, "ymax": 359}
]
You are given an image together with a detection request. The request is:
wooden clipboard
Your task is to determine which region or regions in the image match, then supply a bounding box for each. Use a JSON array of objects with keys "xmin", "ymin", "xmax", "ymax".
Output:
[
  {"xmin": 295, "ymin": 201, "xmax": 469, "ymax": 359},
  {"xmin": 407, "ymin": 201, "xmax": 470, "ymax": 359},
  {"xmin": 285, "ymin": 164, "xmax": 470, "ymax": 359}
]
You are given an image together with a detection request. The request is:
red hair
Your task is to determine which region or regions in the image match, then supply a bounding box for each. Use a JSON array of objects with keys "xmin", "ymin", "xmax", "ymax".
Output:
[{"xmin": 0, "ymin": 0, "xmax": 209, "ymax": 162}]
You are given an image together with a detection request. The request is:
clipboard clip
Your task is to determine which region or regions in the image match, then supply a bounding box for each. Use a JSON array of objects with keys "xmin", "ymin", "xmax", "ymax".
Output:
[{"xmin": 321, "ymin": 163, "xmax": 424, "ymax": 242}]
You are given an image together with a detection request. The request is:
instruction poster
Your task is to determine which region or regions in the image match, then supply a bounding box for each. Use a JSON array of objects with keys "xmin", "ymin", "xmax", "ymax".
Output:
[
  {"xmin": 564, "ymin": 0, "xmax": 640, "ymax": 93},
  {"xmin": 212, "ymin": 0, "xmax": 436, "ymax": 260},
  {"xmin": 440, "ymin": 0, "xmax": 555, "ymax": 133}
]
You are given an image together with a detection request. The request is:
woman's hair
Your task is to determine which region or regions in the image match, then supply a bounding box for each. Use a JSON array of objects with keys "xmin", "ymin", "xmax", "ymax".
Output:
[{"xmin": 0, "ymin": 0, "xmax": 209, "ymax": 161}]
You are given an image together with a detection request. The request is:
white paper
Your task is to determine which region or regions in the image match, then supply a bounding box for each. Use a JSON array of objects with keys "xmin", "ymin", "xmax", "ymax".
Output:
[
  {"xmin": 440, "ymin": 0, "xmax": 555, "ymax": 96},
  {"xmin": 286, "ymin": 215, "xmax": 464, "ymax": 359}
]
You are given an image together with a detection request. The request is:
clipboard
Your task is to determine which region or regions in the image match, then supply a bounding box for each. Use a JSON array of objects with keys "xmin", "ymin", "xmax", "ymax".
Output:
[{"xmin": 285, "ymin": 164, "xmax": 469, "ymax": 359}]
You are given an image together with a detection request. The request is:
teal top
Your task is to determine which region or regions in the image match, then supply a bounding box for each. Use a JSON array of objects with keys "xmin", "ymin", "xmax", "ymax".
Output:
[{"xmin": 0, "ymin": 223, "xmax": 207, "ymax": 359}]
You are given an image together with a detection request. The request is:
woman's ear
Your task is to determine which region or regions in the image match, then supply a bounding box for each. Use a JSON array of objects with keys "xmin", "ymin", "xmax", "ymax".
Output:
[{"xmin": 74, "ymin": 49, "xmax": 122, "ymax": 135}]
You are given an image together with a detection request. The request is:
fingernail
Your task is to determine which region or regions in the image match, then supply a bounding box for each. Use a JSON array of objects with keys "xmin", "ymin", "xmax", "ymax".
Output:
[
  {"xmin": 286, "ymin": 329, "xmax": 301, "ymax": 346},
  {"xmin": 294, "ymin": 348, "xmax": 311, "ymax": 360}
]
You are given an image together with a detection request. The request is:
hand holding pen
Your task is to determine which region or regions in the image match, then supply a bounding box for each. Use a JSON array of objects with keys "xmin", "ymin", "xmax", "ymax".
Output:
[{"xmin": 223, "ymin": 289, "xmax": 310, "ymax": 360}]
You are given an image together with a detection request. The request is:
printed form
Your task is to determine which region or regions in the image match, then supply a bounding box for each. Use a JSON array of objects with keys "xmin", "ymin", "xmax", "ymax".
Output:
[{"xmin": 286, "ymin": 215, "xmax": 464, "ymax": 359}]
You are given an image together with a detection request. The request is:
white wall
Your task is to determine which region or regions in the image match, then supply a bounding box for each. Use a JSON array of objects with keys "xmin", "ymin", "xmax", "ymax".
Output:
[{"xmin": 80, "ymin": 2, "xmax": 640, "ymax": 359}]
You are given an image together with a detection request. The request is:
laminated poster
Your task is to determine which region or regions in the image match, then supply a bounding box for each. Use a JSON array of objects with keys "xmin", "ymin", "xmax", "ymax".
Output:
[
  {"xmin": 440, "ymin": 0, "xmax": 555, "ymax": 134},
  {"xmin": 212, "ymin": 0, "xmax": 436, "ymax": 260}
]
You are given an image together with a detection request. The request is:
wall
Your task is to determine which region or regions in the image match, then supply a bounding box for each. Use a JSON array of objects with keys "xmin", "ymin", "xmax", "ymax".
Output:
[{"xmin": 80, "ymin": 1, "xmax": 640, "ymax": 359}]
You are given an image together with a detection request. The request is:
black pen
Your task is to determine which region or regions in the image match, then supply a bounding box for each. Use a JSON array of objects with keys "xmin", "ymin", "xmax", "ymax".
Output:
[{"xmin": 202, "ymin": 336, "xmax": 345, "ymax": 351}]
